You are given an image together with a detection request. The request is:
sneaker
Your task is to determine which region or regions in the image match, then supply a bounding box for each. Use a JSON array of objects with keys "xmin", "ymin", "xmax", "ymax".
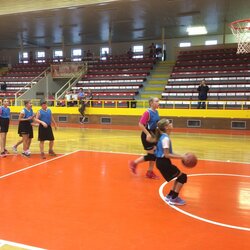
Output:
[
  {"xmin": 169, "ymin": 197, "xmax": 186, "ymax": 206},
  {"xmin": 165, "ymin": 195, "xmax": 171, "ymax": 202},
  {"xmin": 22, "ymin": 152, "xmax": 30, "ymax": 158},
  {"xmin": 4, "ymin": 149, "xmax": 9, "ymax": 154},
  {"xmin": 49, "ymin": 150, "xmax": 57, "ymax": 156},
  {"xmin": 40, "ymin": 152, "xmax": 46, "ymax": 159},
  {"xmin": 12, "ymin": 145, "xmax": 18, "ymax": 153},
  {"xmin": 146, "ymin": 170, "xmax": 160, "ymax": 179},
  {"xmin": 129, "ymin": 161, "xmax": 137, "ymax": 174},
  {"xmin": 80, "ymin": 117, "xmax": 86, "ymax": 124},
  {"xmin": 0, "ymin": 152, "xmax": 7, "ymax": 158}
]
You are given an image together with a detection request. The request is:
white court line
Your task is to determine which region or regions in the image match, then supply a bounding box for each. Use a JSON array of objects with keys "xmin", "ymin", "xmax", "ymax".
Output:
[
  {"xmin": 1, "ymin": 149, "xmax": 140, "ymax": 181},
  {"xmin": 0, "ymin": 239, "xmax": 46, "ymax": 249},
  {"xmin": 159, "ymin": 173, "xmax": 250, "ymax": 232},
  {"xmin": 0, "ymin": 151, "xmax": 82, "ymax": 249},
  {"xmin": 6, "ymin": 148, "xmax": 250, "ymax": 165},
  {"xmin": 0, "ymin": 150, "xmax": 81, "ymax": 180}
]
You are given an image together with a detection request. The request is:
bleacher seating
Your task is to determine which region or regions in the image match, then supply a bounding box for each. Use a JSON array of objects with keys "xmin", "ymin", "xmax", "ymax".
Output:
[
  {"xmin": 73, "ymin": 57, "xmax": 156, "ymax": 101},
  {"xmin": 162, "ymin": 48, "xmax": 250, "ymax": 107},
  {"xmin": 0, "ymin": 62, "xmax": 49, "ymax": 99}
]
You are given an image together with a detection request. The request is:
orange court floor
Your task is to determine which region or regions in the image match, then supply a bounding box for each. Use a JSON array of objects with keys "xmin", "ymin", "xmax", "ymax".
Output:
[{"xmin": 0, "ymin": 125, "xmax": 250, "ymax": 250}]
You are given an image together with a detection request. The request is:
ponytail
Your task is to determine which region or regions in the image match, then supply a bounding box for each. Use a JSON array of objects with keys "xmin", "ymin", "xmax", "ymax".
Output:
[{"xmin": 155, "ymin": 119, "xmax": 171, "ymax": 140}]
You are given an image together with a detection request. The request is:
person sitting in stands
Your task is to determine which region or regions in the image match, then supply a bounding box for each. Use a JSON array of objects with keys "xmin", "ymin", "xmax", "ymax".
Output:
[
  {"xmin": 64, "ymin": 90, "xmax": 73, "ymax": 107},
  {"xmin": 72, "ymin": 89, "xmax": 78, "ymax": 106}
]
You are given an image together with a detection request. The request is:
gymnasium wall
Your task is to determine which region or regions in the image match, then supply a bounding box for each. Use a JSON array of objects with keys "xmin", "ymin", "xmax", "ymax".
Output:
[{"xmin": 10, "ymin": 106, "xmax": 250, "ymax": 130}]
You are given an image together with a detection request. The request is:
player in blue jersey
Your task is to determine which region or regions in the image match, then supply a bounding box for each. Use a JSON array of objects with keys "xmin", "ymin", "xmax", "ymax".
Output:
[
  {"xmin": 155, "ymin": 118, "xmax": 188, "ymax": 205},
  {"xmin": 0, "ymin": 99, "xmax": 11, "ymax": 157},
  {"xmin": 35, "ymin": 100, "xmax": 57, "ymax": 159},
  {"xmin": 18, "ymin": 100, "xmax": 35, "ymax": 157},
  {"xmin": 129, "ymin": 97, "xmax": 160, "ymax": 179}
]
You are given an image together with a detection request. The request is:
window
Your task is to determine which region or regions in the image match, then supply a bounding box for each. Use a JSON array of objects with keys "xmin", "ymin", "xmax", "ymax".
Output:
[
  {"xmin": 72, "ymin": 49, "xmax": 82, "ymax": 56},
  {"xmin": 58, "ymin": 116, "xmax": 68, "ymax": 122},
  {"xmin": 179, "ymin": 42, "xmax": 191, "ymax": 48},
  {"xmin": 187, "ymin": 120, "xmax": 201, "ymax": 128},
  {"xmin": 19, "ymin": 51, "xmax": 29, "ymax": 63},
  {"xmin": 187, "ymin": 26, "xmax": 207, "ymax": 36},
  {"xmin": 72, "ymin": 48, "xmax": 82, "ymax": 61},
  {"xmin": 231, "ymin": 121, "xmax": 246, "ymax": 129},
  {"xmin": 53, "ymin": 50, "xmax": 63, "ymax": 62},
  {"xmin": 132, "ymin": 45, "xmax": 143, "ymax": 58},
  {"xmin": 100, "ymin": 117, "xmax": 111, "ymax": 124},
  {"xmin": 205, "ymin": 40, "xmax": 218, "ymax": 46},
  {"xmin": 36, "ymin": 51, "xmax": 46, "ymax": 63},
  {"xmin": 100, "ymin": 47, "xmax": 109, "ymax": 60}
]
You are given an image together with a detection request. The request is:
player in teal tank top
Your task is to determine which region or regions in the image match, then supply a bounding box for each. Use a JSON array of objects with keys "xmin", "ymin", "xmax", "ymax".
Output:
[
  {"xmin": 0, "ymin": 99, "xmax": 11, "ymax": 157},
  {"xmin": 155, "ymin": 119, "xmax": 189, "ymax": 206},
  {"xmin": 17, "ymin": 100, "xmax": 35, "ymax": 157},
  {"xmin": 35, "ymin": 100, "xmax": 57, "ymax": 159}
]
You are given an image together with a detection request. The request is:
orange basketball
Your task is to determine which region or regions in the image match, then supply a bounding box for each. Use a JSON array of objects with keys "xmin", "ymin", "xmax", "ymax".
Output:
[{"xmin": 182, "ymin": 152, "xmax": 198, "ymax": 168}]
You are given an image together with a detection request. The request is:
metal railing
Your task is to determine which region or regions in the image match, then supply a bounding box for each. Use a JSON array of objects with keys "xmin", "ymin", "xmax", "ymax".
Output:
[
  {"xmin": 3, "ymin": 99, "xmax": 249, "ymax": 110},
  {"xmin": 55, "ymin": 64, "xmax": 88, "ymax": 100},
  {"xmin": 14, "ymin": 67, "xmax": 50, "ymax": 105}
]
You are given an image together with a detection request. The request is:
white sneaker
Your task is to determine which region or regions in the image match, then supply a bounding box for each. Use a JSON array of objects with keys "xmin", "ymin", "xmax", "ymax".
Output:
[{"xmin": 12, "ymin": 145, "xmax": 18, "ymax": 153}]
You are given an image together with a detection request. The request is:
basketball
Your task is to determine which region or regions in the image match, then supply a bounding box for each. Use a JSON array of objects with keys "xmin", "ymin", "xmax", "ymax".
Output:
[{"xmin": 182, "ymin": 152, "xmax": 198, "ymax": 168}]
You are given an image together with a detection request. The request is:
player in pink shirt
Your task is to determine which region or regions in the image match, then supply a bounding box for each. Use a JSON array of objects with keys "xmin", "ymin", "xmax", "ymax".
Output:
[{"xmin": 129, "ymin": 97, "xmax": 160, "ymax": 179}]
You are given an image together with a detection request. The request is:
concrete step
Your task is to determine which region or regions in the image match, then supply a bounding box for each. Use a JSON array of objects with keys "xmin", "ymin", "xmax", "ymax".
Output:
[
  {"xmin": 147, "ymin": 79, "xmax": 167, "ymax": 84},
  {"xmin": 144, "ymin": 86, "xmax": 165, "ymax": 91},
  {"xmin": 150, "ymin": 74, "xmax": 170, "ymax": 78},
  {"xmin": 140, "ymin": 93, "xmax": 162, "ymax": 99}
]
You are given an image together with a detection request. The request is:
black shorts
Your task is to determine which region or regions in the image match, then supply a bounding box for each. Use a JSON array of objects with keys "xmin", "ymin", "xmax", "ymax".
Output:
[
  {"xmin": 0, "ymin": 117, "xmax": 10, "ymax": 133},
  {"xmin": 78, "ymin": 104, "xmax": 86, "ymax": 114},
  {"xmin": 141, "ymin": 131, "xmax": 156, "ymax": 150},
  {"xmin": 156, "ymin": 157, "xmax": 180, "ymax": 182},
  {"xmin": 18, "ymin": 121, "xmax": 33, "ymax": 138},
  {"xmin": 38, "ymin": 124, "xmax": 54, "ymax": 141}
]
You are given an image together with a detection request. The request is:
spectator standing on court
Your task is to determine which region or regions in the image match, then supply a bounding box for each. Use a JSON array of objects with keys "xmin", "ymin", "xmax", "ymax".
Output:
[
  {"xmin": 129, "ymin": 97, "xmax": 160, "ymax": 179},
  {"xmin": 0, "ymin": 99, "xmax": 10, "ymax": 157},
  {"xmin": 35, "ymin": 100, "xmax": 57, "ymax": 159},
  {"xmin": 197, "ymin": 79, "xmax": 209, "ymax": 109}
]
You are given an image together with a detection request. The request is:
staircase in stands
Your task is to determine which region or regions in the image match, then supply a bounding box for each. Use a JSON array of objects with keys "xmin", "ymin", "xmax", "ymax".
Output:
[{"xmin": 138, "ymin": 61, "xmax": 174, "ymax": 102}]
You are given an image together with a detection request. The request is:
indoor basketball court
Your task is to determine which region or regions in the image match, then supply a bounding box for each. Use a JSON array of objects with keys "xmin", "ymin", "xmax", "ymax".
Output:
[
  {"xmin": 0, "ymin": 0, "xmax": 250, "ymax": 249},
  {"xmin": 0, "ymin": 126, "xmax": 250, "ymax": 249}
]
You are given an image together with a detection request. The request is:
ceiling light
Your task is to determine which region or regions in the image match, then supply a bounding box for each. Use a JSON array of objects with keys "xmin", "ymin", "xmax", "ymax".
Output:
[{"xmin": 187, "ymin": 26, "xmax": 207, "ymax": 35}]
